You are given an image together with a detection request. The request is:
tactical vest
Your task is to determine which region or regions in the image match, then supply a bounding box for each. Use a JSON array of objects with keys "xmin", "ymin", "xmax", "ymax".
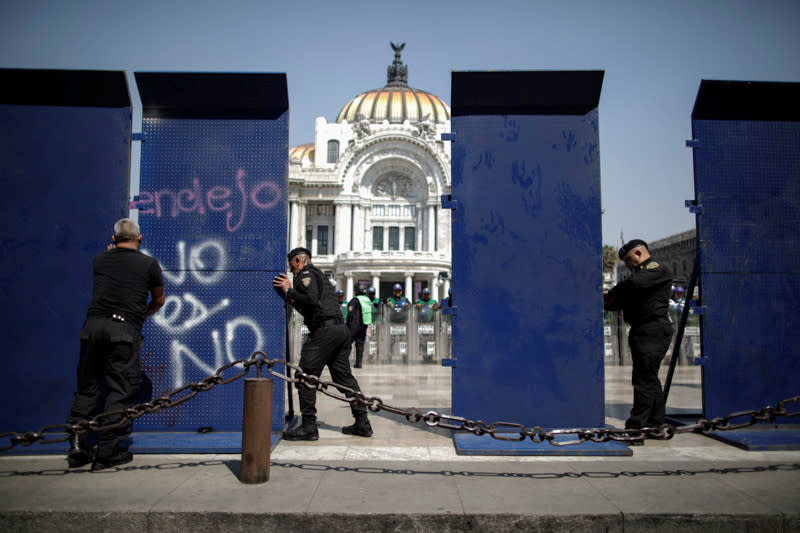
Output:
[{"xmin": 356, "ymin": 295, "xmax": 373, "ymax": 325}]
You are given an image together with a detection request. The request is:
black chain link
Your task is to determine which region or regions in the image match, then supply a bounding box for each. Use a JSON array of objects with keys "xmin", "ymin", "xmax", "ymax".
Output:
[{"xmin": 1, "ymin": 350, "xmax": 798, "ymax": 451}]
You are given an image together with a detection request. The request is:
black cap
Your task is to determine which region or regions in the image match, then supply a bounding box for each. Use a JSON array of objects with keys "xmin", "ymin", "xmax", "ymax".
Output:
[
  {"xmin": 619, "ymin": 239, "xmax": 648, "ymax": 260},
  {"xmin": 287, "ymin": 247, "xmax": 311, "ymax": 261}
]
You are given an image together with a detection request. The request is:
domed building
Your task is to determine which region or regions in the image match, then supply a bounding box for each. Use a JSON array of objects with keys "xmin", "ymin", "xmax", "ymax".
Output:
[{"xmin": 287, "ymin": 43, "xmax": 452, "ymax": 302}]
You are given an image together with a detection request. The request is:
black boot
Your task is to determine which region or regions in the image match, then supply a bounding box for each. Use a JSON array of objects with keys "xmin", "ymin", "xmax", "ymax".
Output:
[
  {"xmin": 91, "ymin": 450, "xmax": 134, "ymax": 471},
  {"xmin": 283, "ymin": 420, "xmax": 319, "ymax": 441},
  {"xmin": 67, "ymin": 434, "xmax": 95, "ymax": 468},
  {"xmin": 342, "ymin": 416, "xmax": 373, "ymax": 437}
]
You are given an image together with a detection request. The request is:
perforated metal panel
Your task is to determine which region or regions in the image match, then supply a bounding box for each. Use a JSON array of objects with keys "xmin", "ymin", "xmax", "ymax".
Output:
[
  {"xmin": 691, "ymin": 80, "xmax": 800, "ymax": 420},
  {"xmin": 449, "ymin": 71, "xmax": 604, "ymax": 428},
  {"xmin": 134, "ymin": 73, "xmax": 288, "ymax": 434}
]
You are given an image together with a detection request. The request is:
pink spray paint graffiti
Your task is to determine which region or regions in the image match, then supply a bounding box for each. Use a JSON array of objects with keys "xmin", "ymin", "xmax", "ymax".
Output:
[{"xmin": 132, "ymin": 168, "xmax": 281, "ymax": 232}]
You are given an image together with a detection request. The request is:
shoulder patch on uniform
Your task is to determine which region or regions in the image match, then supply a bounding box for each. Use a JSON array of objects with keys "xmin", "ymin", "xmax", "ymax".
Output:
[
  {"xmin": 301, "ymin": 277, "xmax": 311, "ymax": 287},
  {"xmin": 646, "ymin": 261, "xmax": 660, "ymax": 270}
]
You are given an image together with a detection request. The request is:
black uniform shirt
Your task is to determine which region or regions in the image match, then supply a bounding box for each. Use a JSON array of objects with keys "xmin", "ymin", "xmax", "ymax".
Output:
[
  {"xmin": 283, "ymin": 264, "xmax": 341, "ymax": 331},
  {"xmin": 86, "ymin": 247, "xmax": 163, "ymax": 330},
  {"xmin": 604, "ymin": 257, "xmax": 672, "ymax": 329}
]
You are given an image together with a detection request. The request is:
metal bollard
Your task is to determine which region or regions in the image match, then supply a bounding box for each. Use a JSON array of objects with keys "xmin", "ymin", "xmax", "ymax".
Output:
[{"xmin": 240, "ymin": 377, "xmax": 272, "ymax": 484}]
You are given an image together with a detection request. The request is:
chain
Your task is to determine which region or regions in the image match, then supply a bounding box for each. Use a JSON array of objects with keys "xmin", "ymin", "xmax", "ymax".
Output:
[{"xmin": 2, "ymin": 350, "xmax": 799, "ymax": 451}]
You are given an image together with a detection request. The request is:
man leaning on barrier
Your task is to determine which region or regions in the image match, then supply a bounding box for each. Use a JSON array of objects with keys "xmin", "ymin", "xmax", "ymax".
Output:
[
  {"xmin": 66, "ymin": 218, "xmax": 165, "ymax": 471},
  {"xmin": 273, "ymin": 247, "xmax": 373, "ymax": 440},
  {"xmin": 603, "ymin": 239, "xmax": 673, "ymax": 444}
]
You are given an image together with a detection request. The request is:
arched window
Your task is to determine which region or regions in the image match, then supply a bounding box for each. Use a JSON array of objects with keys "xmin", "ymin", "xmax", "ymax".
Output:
[{"xmin": 327, "ymin": 140, "xmax": 339, "ymax": 164}]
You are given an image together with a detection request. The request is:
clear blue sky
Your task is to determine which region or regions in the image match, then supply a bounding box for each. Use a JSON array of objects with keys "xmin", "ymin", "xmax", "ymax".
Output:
[{"xmin": 2, "ymin": 0, "xmax": 799, "ymax": 246}]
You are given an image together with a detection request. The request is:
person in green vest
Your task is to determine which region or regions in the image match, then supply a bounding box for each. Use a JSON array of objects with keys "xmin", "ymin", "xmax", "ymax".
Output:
[
  {"xmin": 415, "ymin": 287, "xmax": 438, "ymax": 322},
  {"xmin": 346, "ymin": 284, "xmax": 373, "ymax": 368}
]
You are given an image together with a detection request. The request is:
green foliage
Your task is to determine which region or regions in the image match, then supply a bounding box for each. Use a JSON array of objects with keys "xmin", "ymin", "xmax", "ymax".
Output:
[{"xmin": 602, "ymin": 245, "xmax": 618, "ymax": 274}]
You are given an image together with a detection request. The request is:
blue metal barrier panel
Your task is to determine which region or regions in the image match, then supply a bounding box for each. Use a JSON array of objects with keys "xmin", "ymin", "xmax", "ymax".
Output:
[
  {"xmin": 0, "ymin": 69, "xmax": 131, "ymax": 437},
  {"xmin": 691, "ymin": 80, "xmax": 800, "ymax": 424},
  {"xmin": 449, "ymin": 71, "xmax": 604, "ymax": 430},
  {"xmin": 134, "ymin": 73, "xmax": 288, "ymax": 438}
]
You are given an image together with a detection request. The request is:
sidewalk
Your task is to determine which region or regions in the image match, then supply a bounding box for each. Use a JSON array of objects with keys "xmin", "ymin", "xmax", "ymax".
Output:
[{"xmin": 1, "ymin": 364, "xmax": 798, "ymax": 532}]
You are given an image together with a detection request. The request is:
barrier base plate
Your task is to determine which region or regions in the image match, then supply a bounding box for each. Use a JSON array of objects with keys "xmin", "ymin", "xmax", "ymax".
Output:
[
  {"xmin": 453, "ymin": 433, "xmax": 632, "ymax": 456},
  {"xmin": 709, "ymin": 427, "xmax": 800, "ymax": 451}
]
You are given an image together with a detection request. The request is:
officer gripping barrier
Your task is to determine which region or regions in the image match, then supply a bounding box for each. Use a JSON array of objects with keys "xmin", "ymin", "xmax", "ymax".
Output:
[{"xmin": 3, "ymin": 350, "xmax": 798, "ymax": 458}]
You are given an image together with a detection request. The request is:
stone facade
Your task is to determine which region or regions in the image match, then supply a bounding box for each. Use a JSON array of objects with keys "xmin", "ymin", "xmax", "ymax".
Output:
[{"xmin": 288, "ymin": 45, "xmax": 452, "ymax": 303}]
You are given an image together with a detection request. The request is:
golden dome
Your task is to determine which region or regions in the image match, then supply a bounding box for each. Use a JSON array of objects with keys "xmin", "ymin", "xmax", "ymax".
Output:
[
  {"xmin": 336, "ymin": 86, "xmax": 450, "ymax": 124},
  {"xmin": 289, "ymin": 143, "xmax": 314, "ymax": 164},
  {"xmin": 336, "ymin": 42, "xmax": 450, "ymax": 125}
]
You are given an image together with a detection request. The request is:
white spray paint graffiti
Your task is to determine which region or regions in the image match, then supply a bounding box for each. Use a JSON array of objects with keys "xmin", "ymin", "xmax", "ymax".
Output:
[{"xmin": 143, "ymin": 240, "xmax": 265, "ymax": 388}]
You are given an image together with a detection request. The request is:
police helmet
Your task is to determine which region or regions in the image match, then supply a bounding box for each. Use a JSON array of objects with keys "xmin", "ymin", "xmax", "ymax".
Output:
[
  {"xmin": 367, "ymin": 286, "xmax": 376, "ymax": 295},
  {"xmin": 335, "ymin": 289, "xmax": 343, "ymax": 296},
  {"xmin": 354, "ymin": 284, "xmax": 366, "ymax": 296},
  {"xmin": 393, "ymin": 283, "xmax": 402, "ymax": 291},
  {"xmin": 422, "ymin": 288, "xmax": 431, "ymax": 295}
]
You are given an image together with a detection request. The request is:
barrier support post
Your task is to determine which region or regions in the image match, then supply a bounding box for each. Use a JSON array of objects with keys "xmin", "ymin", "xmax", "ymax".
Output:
[{"xmin": 240, "ymin": 377, "xmax": 272, "ymax": 484}]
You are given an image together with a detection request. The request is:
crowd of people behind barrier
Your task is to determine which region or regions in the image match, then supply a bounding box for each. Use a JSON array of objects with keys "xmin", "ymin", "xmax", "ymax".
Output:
[{"xmin": 291, "ymin": 285, "xmax": 699, "ymax": 369}]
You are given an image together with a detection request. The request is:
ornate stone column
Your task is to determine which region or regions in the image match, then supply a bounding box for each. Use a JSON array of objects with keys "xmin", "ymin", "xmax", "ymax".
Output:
[
  {"xmin": 415, "ymin": 203, "xmax": 423, "ymax": 252},
  {"xmin": 345, "ymin": 273, "xmax": 354, "ymax": 301},
  {"xmin": 289, "ymin": 200, "xmax": 299, "ymax": 248},
  {"xmin": 405, "ymin": 272, "xmax": 414, "ymax": 300},
  {"xmin": 371, "ymin": 272, "xmax": 381, "ymax": 293},
  {"xmin": 334, "ymin": 200, "xmax": 351, "ymax": 255},
  {"xmin": 427, "ymin": 205, "xmax": 436, "ymax": 252},
  {"xmin": 352, "ymin": 203, "xmax": 364, "ymax": 250}
]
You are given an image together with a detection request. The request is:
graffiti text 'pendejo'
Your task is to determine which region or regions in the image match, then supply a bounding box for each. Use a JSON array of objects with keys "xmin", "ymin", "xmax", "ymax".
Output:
[{"xmin": 132, "ymin": 168, "xmax": 281, "ymax": 232}]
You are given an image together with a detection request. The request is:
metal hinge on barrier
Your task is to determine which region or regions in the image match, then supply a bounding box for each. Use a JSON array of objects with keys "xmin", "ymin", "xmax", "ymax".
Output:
[
  {"xmin": 131, "ymin": 133, "xmax": 146, "ymax": 142},
  {"xmin": 685, "ymin": 199, "xmax": 703, "ymax": 214},
  {"xmin": 685, "ymin": 139, "xmax": 700, "ymax": 148},
  {"xmin": 694, "ymin": 356, "xmax": 708, "ymax": 366},
  {"xmin": 441, "ymin": 357, "xmax": 456, "ymax": 368},
  {"xmin": 441, "ymin": 194, "xmax": 459, "ymax": 210},
  {"xmin": 441, "ymin": 132, "xmax": 456, "ymax": 142},
  {"xmin": 129, "ymin": 195, "xmax": 140, "ymax": 210}
]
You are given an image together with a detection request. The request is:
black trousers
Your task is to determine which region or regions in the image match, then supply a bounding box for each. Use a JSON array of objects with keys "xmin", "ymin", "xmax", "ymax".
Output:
[
  {"xmin": 66, "ymin": 318, "xmax": 142, "ymax": 457},
  {"xmin": 297, "ymin": 323, "xmax": 366, "ymax": 423},
  {"xmin": 626, "ymin": 322, "xmax": 673, "ymax": 429},
  {"xmin": 351, "ymin": 323, "xmax": 368, "ymax": 366}
]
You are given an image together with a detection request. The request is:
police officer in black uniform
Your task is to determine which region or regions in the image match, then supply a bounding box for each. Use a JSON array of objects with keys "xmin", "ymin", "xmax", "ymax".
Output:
[
  {"xmin": 604, "ymin": 239, "xmax": 673, "ymax": 442},
  {"xmin": 273, "ymin": 247, "xmax": 372, "ymax": 440},
  {"xmin": 66, "ymin": 218, "xmax": 165, "ymax": 470}
]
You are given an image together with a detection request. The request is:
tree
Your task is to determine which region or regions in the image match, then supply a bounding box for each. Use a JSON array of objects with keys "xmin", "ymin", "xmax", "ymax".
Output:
[{"xmin": 602, "ymin": 245, "xmax": 618, "ymax": 274}]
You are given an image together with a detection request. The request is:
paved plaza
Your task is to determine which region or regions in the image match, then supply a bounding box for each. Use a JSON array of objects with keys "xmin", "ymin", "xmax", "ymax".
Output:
[{"xmin": 1, "ymin": 362, "xmax": 798, "ymax": 532}]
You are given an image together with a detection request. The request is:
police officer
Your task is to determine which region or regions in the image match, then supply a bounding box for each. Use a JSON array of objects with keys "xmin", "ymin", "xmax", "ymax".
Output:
[
  {"xmin": 386, "ymin": 283, "xmax": 410, "ymax": 323},
  {"xmin": 346, "ymin": 284, "xmax": 373, "ymax": 368},
  {"xmin": 273, "ymin": 248, "xmax": 372, "ymax": 440},
  {"xmin": 604, "ymin": 239, "xmax": 673, "ymax": 442},
  {"xmin": 66, "ymin": 218, "xmax": 165, "ymax": 470},
  {"xmin": 415, "ymin": 287, "xmax": 438, "ymax": 321}
]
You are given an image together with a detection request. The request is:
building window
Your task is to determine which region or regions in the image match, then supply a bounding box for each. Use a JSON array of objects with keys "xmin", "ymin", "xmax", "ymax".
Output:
[
  {"xmin": 373, "ymin": 226, "xmax": 383, "ymax": 250},
  {"xmin": 388, "ymin": 226, "xmax": 400, "ymax": 251},
  {"xmin": 404, "ymin": 227, "xmax": 415, "ymax": 250},
  {"xmin": 327, "ymin": 140, "xmax": 339, "ymax": 164},
  {"xmin": 318, "ymin": 225, "xmax": 329, "ymax": 255},
  {"xmin": 371, "ymin": 203, "xmax": 415, "ymax": 218},
  {"xmin": 306, "ymin": 225, "xmax": 312, "ymax": 250}
]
